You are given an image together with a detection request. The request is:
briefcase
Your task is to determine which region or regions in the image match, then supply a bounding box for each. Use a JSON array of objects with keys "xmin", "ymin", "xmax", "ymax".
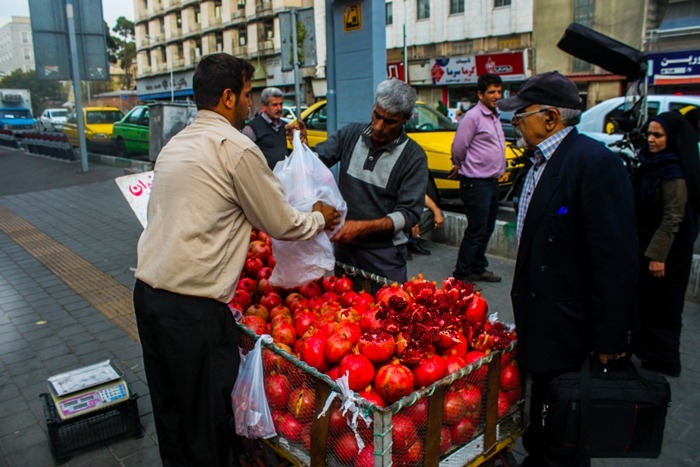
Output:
[{"xmin": 543, "ymin": 357, "xmax": 671, "ymax": 459}]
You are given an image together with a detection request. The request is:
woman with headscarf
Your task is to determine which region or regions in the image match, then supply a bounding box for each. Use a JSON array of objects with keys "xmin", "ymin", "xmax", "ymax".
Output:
[{"xmin": 632, "ymin": 111, "xmax": 700, "ymax": 377}]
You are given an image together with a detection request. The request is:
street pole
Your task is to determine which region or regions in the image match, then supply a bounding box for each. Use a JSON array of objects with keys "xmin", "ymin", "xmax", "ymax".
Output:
[
  {"xmin": 291, "ymin": 8, "xmax": 302, "ymax": 121},
  {"xmin": 66, "ymin": 0, "xmax": 89, "ymax": 172}
]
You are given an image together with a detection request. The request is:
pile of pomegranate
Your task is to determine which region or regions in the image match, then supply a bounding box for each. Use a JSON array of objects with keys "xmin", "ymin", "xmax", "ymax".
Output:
[{"xmin": 231, "ymin": 230, "xmax": 522, "ymax": 465}]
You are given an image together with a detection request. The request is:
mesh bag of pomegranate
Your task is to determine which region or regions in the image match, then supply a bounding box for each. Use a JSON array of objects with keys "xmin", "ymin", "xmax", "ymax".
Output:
[{"xmin": 231, "ymin": 239, "xmax": 525, "ymax": 466}]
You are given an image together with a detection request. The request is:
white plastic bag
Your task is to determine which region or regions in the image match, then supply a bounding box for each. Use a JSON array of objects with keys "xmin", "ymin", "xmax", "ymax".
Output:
[
  {"xmin": 269, "ymin": 130, "xmax": 347, "ymax": 288},
  {"xmin": 231, "ymin": 335, "xmax": 277, "ymax": 439}
]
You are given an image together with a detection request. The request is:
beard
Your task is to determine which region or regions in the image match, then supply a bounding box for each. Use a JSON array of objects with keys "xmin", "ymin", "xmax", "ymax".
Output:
[{"xmin": 514, "ymin": 128, "xmax": 527, "ymax": 149}]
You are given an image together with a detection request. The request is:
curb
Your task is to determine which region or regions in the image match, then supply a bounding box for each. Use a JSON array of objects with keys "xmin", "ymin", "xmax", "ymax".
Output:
[
  {"xmin": 435, "ymin": 212, "xmax": 700, "ymax": 303},
  {"xmin": 88, "ymin": 153, "xmax": 153, "ymax": 173}
]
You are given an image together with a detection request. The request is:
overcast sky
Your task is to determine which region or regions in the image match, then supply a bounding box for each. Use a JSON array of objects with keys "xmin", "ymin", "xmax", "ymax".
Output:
[{"xmin": 0, "ymin": 0, "xmax": 134, "ymax": 30}]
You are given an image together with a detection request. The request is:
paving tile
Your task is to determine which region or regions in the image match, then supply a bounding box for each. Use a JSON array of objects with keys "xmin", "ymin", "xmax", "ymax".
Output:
[
  {"xmin": 0, "ymin": 424, "xmax": 48, "ymax": 456},
  {"xmin": 0, "ymin": 408, "xmax": 36, "ymax": 436},
  {"xmin": 0, "ymin": 347, "xmax": 34, "ymax": 366}
]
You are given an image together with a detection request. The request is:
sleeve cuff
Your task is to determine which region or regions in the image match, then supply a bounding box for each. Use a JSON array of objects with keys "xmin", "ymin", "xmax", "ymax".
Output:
[{"xmin": 387, "ymin": 212, "xmax": 406, "ymax": 233}]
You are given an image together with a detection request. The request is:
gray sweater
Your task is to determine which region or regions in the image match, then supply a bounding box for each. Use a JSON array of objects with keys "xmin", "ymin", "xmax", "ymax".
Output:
[{"xmin": 315, "ymin": 123, "xmax": 428, "ymax": 248}]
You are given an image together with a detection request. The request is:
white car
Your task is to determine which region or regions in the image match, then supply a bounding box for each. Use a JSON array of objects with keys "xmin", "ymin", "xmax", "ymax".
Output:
[
  {"xmin": 39, "ymin": 108, "xmax": 70, "ymax": 132},
  {"xmin": 281, "ymin": 105, "xmax": 307, "ymax": 122},
  {"xmin": 578, "ymin": 94, "xmax": 700, "ymax": 155}
]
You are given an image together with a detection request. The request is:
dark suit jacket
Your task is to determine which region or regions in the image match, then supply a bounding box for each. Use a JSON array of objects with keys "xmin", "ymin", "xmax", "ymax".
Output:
[{"xmin": 511, "ymin": 129, "xmax": 639, "ymax": 373}]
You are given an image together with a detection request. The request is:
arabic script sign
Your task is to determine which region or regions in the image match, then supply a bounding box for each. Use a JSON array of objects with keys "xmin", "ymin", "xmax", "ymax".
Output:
[
  {"xmin": 115, "ymin": 171, "xmax": 153, "ymax": 228},
  {"xmin": 430, "ymin": 51, "xmax": 526, "ymax": 85},
  {"xmin": 648, "ymin": 49, "xmax": 700, "ymax": 85}
]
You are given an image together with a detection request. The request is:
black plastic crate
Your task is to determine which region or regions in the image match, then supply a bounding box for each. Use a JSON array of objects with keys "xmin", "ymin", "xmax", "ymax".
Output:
[{"xmin": 41, "ymin": 392, "xmax": 143, "ymax": 464}]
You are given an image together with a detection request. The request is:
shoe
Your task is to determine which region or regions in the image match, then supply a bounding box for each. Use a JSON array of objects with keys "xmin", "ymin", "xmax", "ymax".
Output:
[
  {"xmin": 407, "ymin": 242, "xmax": 431, "ymax": 255},
  {"xmin": 469, "ymin": 270, "xmax": 502, "ymax": 282},
  {"xmin": 641, "ymin": 360, "xmax": 681, "ymax": 377}
]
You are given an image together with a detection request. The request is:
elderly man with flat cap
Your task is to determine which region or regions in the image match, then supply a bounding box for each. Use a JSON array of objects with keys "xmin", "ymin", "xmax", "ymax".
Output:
[{"xmin": 501, "ymin": 71, "xmax": 639, "ymax": 466}]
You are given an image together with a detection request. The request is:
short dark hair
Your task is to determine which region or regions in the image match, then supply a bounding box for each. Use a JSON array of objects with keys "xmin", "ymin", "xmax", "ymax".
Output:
[
  {"xmin": 477, "ymin": 73, "xmax": 503, "ymax": 94},
  {"xmin": 193, "ymin": 53, "xmax": 255, "ymax": 110}
]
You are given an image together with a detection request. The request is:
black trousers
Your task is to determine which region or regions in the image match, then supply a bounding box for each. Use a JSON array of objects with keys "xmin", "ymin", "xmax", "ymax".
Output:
[
  {"xmin": 453, "ymin": 176, "xmax": 500, "ymax": 278},
  {"xmin": 133, "ymin": 280, "xmax": 240, "ymax": 467},
  {"xmin": 334, "ymin": 243, "xmax": 409, "ymax": 293}
]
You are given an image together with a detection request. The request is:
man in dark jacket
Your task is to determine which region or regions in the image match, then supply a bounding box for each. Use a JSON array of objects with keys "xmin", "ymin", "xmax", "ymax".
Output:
[
  {"xmin": 242, "ymin": 87, "xmax": 288, "ymax": 169},
  {"xmin": 499, "ymin": 71, "xmax": 638, "ymax": 466}
]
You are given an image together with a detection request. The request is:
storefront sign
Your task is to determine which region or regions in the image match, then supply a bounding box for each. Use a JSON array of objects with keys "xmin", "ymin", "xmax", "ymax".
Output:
[
  {"xmin": 430, "ymin": 51, "xmax": 526, "ymax": 85},
  {"xmin": 430, "ymin": 57, "xmax": 477, "ymax": 85},
  {"xmin": 115, "ymin": 171, "xmax": 153, "ymax": 228},
  {"xmin": 475, "ymin": 52, "xmax": 526, "ymax": 81},
  {"xmin": 648, "ymin": 49, "xmax": 700, "ymax": 85},
  {"xmin": 387, "ymin": 61, "xmax": 406, "ymax": 81}
]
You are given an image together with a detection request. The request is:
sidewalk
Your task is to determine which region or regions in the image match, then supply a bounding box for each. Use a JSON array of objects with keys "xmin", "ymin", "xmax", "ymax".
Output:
[{"xmin": 0, "ymin": 147, "xmax": 698, "ymax": 466}]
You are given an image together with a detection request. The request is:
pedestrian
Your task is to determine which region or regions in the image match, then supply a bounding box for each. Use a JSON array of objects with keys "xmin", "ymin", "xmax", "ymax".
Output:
[
  {"xmin": 450, "ymin": 73, "xmax": 506, "ymax": 284},
  {"xmin": 133, "ymin": 53, "xmax": 340, "ymax": 467},
  {"xmin": 437, "ymin": 99, "xmax": 448, "ymax": 116},
  {"xmin": 632, "ymin": 111, "xmax": 700, "ymax": 378},
  {"xmin": 294, "ymin": 78, "xmax": 428, "ymax": 289},
  {"xmin": 242, "ymin": 87, "xmax": 288, "ymax": 170},
  {"xmin": 499, "ymin": 71, "xmax": 638, "ymax": 467},
  {"xmin": 407, "ymin": 173, "xmax": 444, "ymax": 257}
]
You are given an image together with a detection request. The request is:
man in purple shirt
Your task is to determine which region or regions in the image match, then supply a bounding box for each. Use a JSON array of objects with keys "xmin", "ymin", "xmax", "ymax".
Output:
[{"xmin": 449, "ymin": 73, "xmax": 506, "ymax": 283}]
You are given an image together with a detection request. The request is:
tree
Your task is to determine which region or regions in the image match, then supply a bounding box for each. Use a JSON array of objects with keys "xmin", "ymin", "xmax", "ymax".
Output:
[
  {"xmin": 0, "ymin": 69, "xmax": 65, "ymax": 116},
  {"xmin": 111, "ymin": 17, "xmax": 136, "ymax": 90}
]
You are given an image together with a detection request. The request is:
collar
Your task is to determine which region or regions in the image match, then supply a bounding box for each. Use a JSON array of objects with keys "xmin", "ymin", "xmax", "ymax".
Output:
[
  {"xmin": 476, "ymin": 100, "xmax": 499, "ymax": 118},
  {"xmin": 533, "ymin": 126, "xmax": 574, "ymax": 163},
  {"xmin": 260, "ymin": 112, "xmax": 284, "ymax": 130},
  {"xmin": 360, "ymin": 124, "xmax": 408, "ymax": 151}
]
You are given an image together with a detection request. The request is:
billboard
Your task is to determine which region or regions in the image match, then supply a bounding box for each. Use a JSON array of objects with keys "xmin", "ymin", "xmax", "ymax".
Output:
[
  {"xmin": 648, "ymin": 49, "xmax": 700, "ymax": 86},
  {"xmin": 431, "ymin": 51, "xmax": 527, "ymax": 85},
  {"xmin": 29, "ymin": 0, "xmax": 109, "ymax": 81}
]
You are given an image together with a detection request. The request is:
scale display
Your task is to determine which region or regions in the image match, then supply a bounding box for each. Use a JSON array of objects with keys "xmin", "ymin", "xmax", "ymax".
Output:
[{"xmin": 47, "ymin": 360, "xmax": 130, "ymax": 420}]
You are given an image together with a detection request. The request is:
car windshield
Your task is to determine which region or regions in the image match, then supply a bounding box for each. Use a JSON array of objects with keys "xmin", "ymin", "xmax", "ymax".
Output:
[
  {"xmin": 2, "ymin": 110, "xmax": 31, "ymax": 119},
  {"xmin": 86, "ymin": 110, "xmax": 124, "ymax": 124},
  {"xmin": 405, "ymin": 103, "xmax": 456, "ymax": 132},
  {"xmin": 51, "ymin": 110, "xmax": 69, "ymax": 118}
]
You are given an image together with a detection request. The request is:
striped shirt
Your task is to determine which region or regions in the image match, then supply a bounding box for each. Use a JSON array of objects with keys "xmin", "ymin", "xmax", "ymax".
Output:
[{"xmin": 516, "ymin": 126, "xmax": 574, "ymax": 243}]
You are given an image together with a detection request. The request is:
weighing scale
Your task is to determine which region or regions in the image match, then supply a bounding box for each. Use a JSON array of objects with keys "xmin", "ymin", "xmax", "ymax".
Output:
[{"xmin": 47, "ymin": 360, "xmax": 130, "ymax": 420}]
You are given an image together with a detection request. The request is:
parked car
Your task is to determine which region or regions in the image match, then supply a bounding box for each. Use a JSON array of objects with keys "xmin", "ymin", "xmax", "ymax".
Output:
[
  {"xmin": 293, "ymin": 100, "xmax": 525, "ymax": 200},
  {"xmin": 39, "ymin": 108, "xmax": 69, "ymax": 132},
  {"xmin": 281, "ymin": 105, "xmax": 307, "ymax": 122},
  {"xmin": 63, "ymin": 107, "xmax": 124, "ymax": 153},
  {"xmin": 577, "ymin": 94, "xmax": 700, "ymax": 155},
  {"xmin": 112, "ymin": 105, "xmax": 150, "ymax": 157}
]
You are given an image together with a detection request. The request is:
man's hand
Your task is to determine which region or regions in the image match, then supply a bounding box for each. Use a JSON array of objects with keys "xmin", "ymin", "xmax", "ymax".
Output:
[
  {"xmin": 649, "ymin": 260, "xmax": 665, "ymax": 278},
  {"xmin": 312, "ymin": 201, "xmax": 340, "ymax": 231},
  {"xmin": 595, "ymin": 351, "xmax": 627, "ymax": 365},
  {"xmin": 331, "ymin": 220, "xmax": 365, "ymax": 243},
  {"xmin": 447, "ymin": 165, "xmax": 460, "ymax": 180},
  {"xmin": 285, "ymin": 120, "xmax": 307, "ymax": 146}
]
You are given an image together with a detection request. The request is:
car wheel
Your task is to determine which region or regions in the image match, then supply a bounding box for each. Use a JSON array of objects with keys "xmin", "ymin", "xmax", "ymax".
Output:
[{"xmin": 115, "ymin": 138, "xmax": 128, "ymax": 158}]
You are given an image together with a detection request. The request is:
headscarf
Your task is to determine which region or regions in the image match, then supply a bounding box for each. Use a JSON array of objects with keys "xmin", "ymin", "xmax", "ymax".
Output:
[{"xmin": 639, "ymin": 111, "xmax": 700, "ymax": 214}]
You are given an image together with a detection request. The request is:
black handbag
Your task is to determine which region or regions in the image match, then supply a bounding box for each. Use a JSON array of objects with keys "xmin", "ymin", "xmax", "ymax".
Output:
[{"xmin": 543, "ymin": 357, "xmax": 671, "ymax": 459}]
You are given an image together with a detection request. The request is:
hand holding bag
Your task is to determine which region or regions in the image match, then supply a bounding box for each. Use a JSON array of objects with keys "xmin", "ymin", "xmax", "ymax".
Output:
[{"xmin": 543, "ymin": 356, "xmax": 671, "ymax": 459}]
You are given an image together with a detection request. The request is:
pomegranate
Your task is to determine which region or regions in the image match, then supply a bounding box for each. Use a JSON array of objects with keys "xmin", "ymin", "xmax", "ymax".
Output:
[
  {"xmin": 259, "ymin": 291, "xmax": 283, "ymax": 311},
  {"xmin": 248, "ymin": 240, "xmax": 271, "ymax": 263},
  {"xmin": 374, "ymin": 360, "xmax": 415, "ymax": 404},
  {"xmin": 274, "ymin": 411, "xmax": 304, "ymax": 442},
  {"xmin": 293, "ymin": 310, "xmax": 317, "ymax": 337},
  {"xmin": 338, "ymin": 353, "xmax": 375, "ymax": 392},
  {"xmin": 287, "ymin": 387, "xmax": 316, "ymax": 423},
  {"xmin": 333, "ymin": 431, "xmax": 359, "ymax": 464},
  {"xmin": 391, "ymin": 414, "xmax": 419, "ymax": 450},
  {"xmin": 358, "ymin": 329, "xmax": 396, "ymax": 363},
  {"xmin": 321, "ymin": 275, "xmax": 338, "ymax": 292},
  {"xmin": 256, "ymin": 266, "xmax": 273, "ymax": 281},
  {"xmin": 271, "ymin": 322, "xmax": 296, "ymax": 347},
  {"xmin": 355, "ymin": 447, "xmax": 374, "ymax": 467},
  {"xmin": 438, "ymin": 332, "xmax": 468, "ymax": 357},
  {"xmin": 264, "ymin": 374, "xmax": 291, "ymax": 409},
  {"xmin": 460, "ymin": 384, "xmax": 483, "ymax": 415},
  {"xmin": 334, "ymin": 276, "xmax": 355, "ymax": 295},
  {"xmin": 339, "ymin": 290, "xmax": 358, "ymax": 308},
  {"xmin": 353, "ymin": 291, "xmax": 375, "ymax": 310},
  {"xmin": 245, "ymin": 304, "xmax": 269, "ymax": 322},
  {"xmin": 358, "ymin": 306, "xmax": 382, "ymax": 331},
  {"xmin": 230, "ymin": 289, "xmax": 252, "ymax": 309},
  {"xmin": 463, "ymin": 350, "xmax": 488, "ymax": 381},
  {"xmin": 298, "ymin": 281, "xmax": 322, "ymax": 299},
  {"xmin": 335, "ymin": 321, "xmax": 362, "ymax": 345},
  {"xmin": 444, "ymin": 355, "xmax": 467, "ymax": 374},
  {"xmin": 299, "ymin": 334, "xmax": 329, "ymax": 372},
  {"xmin": 358, "ymin": 389, "xmax": 386, "ymax": 408},
  {"xmin": 269, "ymin": 304, "xmax": 291, "ymax": 322},
  {"xmin": 401, "ymin": 439, "xmax": 424, "ymax": 466},
  {"xmin": 466, "ymin": 292, "xmax": 488, "ymax": 323},
  {"xmin": 239, "ymin": 315, "xmax": 268, "ymax": 335},
  {"xmin": 262, "ymin": 347, "xmax": 291, "ymax": 374},
  {"xmin": 235, "ymin": 277, "xmax": 257, "ymax": 295},
  {"xmin": 412, "ymin": 354, "xmax": 448, "ymax": 389},
  {"xmin": 450, "ymin": 416, "xmax": 476, "ymax": 445},
  {"xmin": 404, "ymin": 398, "xmax": 428, "ymax": 425},
  {"xmin": 244, "ymin": 256, "xmax": 264, "ymax": 277},
  {"xmin": 442, "ymin": 390, "xmax": 468, "ymax": 425},
  {"xmin": 499, "ymin": 363, "xmax": 522, "ymax": 391},
  {"xmin": 497, "ymin": 391, "xmax": 512, "ymax": 418},
  {"xmin": 439, "ymin": 426, "xmax": 453, "ymax": 454},
  {"xmin": 324, "ymin": 333, "xmax": 354, "ymax": 365}
]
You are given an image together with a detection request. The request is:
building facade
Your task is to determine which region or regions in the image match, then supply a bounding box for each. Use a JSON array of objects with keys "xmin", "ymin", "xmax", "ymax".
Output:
[{"xmin": 0, "ymin": 17, "xmax": 35, "ymax": 77}]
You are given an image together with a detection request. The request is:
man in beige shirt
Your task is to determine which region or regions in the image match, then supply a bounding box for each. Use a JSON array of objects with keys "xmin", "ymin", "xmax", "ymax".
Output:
[{"xmin": 133, "ymin": 53, "xmax": 339, "ymax": 467}]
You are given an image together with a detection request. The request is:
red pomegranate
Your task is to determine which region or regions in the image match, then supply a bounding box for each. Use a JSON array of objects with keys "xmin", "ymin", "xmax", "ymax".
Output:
[
  {"xmin": 373, "ymin": 360, "xmax": 415, "ymax": 404},
  {"xmin": 335, "ymin": 321, "xmax": 362, "ymax": 345},
  {"xmin": 264, "ymin": 374, "xmax": 291, "ymax": 410},
  {"xmin": 324, "ymin": 333, "xmax": 354, "ymax": 365},
  {"xmin": 299, "ymin": 334, "xmax": 329, "ymax": 372},
  {"xmin": 442, "ymin": 390, "xmax": 468, "ymax": 425},
  {"xmin": 274, "ymin": 411, "xmax": 304, "ymax": 442},
  {"xmin": 444, "ymin": 355, "xmax": 467, "ymax": 374},
  {"xmin": 499, "ymin": 363, "xmax": 522, "ymax": 391},
  {"xmin": 412, "ymin": 354, "xmax": 448, "ymax": 389},
  {"xmin": 287, "ymin": 387, "xmax": 316, "ymax": 423},
  {"xmin": 338, "ymin": 353, "xmax": 375, "ymax": 392},
  {"xmin": 391, "ymin": 414, "xmax": 419, "ymax": 450},
  {"xmin": 358, "ymin": 329, "xmax": 396, "ymax": 363},
  {"xmin": 439, "ymin": 426, "xmax": 453, "ymax": 454},
  {"xmin": 333, "ymin": 431, "xmax": 359, "ymax": 464},
  {"xmin": 450, "ymin": 416, "xmax": 477, "ymax": 445},
  {"xmin": 271, "ymin": 321, "xmax": 296, "ymax": 347}
]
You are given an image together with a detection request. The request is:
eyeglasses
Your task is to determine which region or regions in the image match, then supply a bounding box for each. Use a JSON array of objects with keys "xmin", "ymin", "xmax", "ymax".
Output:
[{"xmin": 512, "ymin": 108, "xmax": 548, "ymax": 123}]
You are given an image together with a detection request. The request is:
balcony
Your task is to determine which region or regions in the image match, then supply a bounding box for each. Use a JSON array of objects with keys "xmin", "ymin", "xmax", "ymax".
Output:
[
  {"xmin": 255, "ymin": 1, "xmax": 273, "ymax": 18},
  {"xmin": 140, "ymin": 65, "xmax": 152, "ymax": 75},
  {"xmin": 171, "ymin": 58, "xmax": 185, "ymax": 69},
  {"xmin": 151, "ymin": 35, "xmax": 165, "ymax": 46},
  {"xmin": 203, "ymin": 16, "xmax": 224, "ymax": 33},
  {"xmin": 231, "ymin": 9, "xmax": 245, "ymax": 23},
  {"xmin": 232, "ymin": 45, "xmax": 248, "ymax": 57},
  {"xmin": 165, "ymin": 0, "xmax": 181, "ymax": 13}
]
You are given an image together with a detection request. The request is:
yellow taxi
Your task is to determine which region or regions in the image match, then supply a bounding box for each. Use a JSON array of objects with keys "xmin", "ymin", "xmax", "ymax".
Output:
[
  {"xmin": 63, "ymin": 107, "xmax": 124, "ymax": 153},
  {"xmin": 291, "ymin": 100, "xmax": 525, "ymax": 200}
]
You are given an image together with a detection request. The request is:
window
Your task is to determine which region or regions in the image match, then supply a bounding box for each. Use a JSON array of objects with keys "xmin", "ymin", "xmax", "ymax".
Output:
[
  {"xmin": 494, "ymin": 0, "xmax": 511, "ymax": 6},
  {"xmin": 450, "ymin": 0, "xmax": 465, "ymax": 14},
  {"xmin": 572, "ymin": 0, "xmax": 594, "ymax": 72},
  {"xmin": 386, "ymin": 2, "xmax": 393, "ymax": 25},
  {"xmin": 417, "ymin": 0, "xmax": 430, "ymax": 20},
  {"xmin": 24, "ymin": 48, "xmax": 32, "ymax": 60},
  {"xmin": 21, "ymin": 32, "xmax": 30, "ymax": 44}
]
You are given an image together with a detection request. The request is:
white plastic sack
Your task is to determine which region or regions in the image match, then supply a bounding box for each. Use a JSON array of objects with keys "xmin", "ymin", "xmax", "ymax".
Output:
[
  {"xmin": 231, "ymin": 335, "xmax": 277, "ymax": 439},
  {"xmin": 269, "ymin": 130, "xmax": 347, "ymax": 288}
]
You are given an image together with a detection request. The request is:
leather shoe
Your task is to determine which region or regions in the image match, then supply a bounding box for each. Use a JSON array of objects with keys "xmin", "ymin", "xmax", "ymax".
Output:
[
  {"xmin": 469, "ymin": 270, "xmax": 502, "ymax": 282},
  {"xmin": 407, "ymin": 242, "xmax": 431, "ymax": 255}
]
